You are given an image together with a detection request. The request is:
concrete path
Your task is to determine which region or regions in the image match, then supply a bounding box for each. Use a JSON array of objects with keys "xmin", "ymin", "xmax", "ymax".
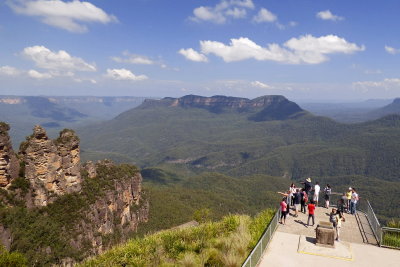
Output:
[
  {"xmin": 259, "ymin": 231, "xmax": 400, "ymax": 267},
  {"xmin": 277, "ymin": 206, "xmax": 373, "ymax": 244}
]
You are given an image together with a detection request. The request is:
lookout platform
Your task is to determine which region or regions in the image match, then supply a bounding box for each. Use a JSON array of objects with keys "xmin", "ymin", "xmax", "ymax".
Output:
[{"xmin": 258, "ymin": 206, "xmax": 400, "ymax": 266}]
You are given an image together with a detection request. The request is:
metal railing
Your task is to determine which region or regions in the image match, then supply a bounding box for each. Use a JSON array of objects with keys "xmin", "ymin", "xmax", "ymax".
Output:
[
  {"xmin": 242, "ymin": 197, "xmax": 399, "ymax": 267},
  {"xmin": 381, "ymin": 227, "xmax": 400, "ymax": 248},
  {"xmin": 242, "ymin": 208, "xmax": 280, "ymax": 267},
  {"xmin": 361, "ymin": 200, "xmax": 382, "ymax": 245}
]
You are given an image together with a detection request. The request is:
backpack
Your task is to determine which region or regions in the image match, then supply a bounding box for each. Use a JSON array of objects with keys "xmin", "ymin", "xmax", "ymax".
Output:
[{"xmin": 325, "ymin": 187, "xmax": 331, "ymax": 195}]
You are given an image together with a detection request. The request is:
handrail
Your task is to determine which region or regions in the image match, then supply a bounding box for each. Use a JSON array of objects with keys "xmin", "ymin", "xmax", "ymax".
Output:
[
  {"xmin": 242, "ymin": 197, "xmax": 398, "ymax": 266},
  {"xmin": 242, "ymin": 208, "xmax": 280, "ymax": 267}
]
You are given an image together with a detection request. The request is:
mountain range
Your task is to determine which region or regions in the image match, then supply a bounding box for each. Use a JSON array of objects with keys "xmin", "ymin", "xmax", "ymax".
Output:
[{"xmin": 0, "ymin": 96, "xmax": 146, "ymax": 144}]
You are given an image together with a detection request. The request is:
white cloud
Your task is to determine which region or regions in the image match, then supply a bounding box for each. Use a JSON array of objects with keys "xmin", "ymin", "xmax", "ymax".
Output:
[
  {"xmin": 199, "ymin": 35, "xmax": 364, "ymax": 64},
  {"xmin": 27, "ymin": 69, "xmax": 52, "ymax": 79},
  {"xmin": 105, "ymin": 68, "xmax": 148, "ymax": 81},
  {"xmin": 385, "ymin": 45, "xmax": 400, "ymax": 55},
  {"xmin": 112, "ymin": 51, "xmax": 155, "ymax": 65},
  {"xmin": 364, "ymin": 69, "xmax": 382, "ymax": 75},
  {"xmin": 225, "ymin": 8, "xmax": 247, "ymax": 19},
  {"xmin": 178, "ymin": 48, "xmax": 208, "ymax": 62},
  {"xmin": 0, "ymin": 66, "xmax": 20, "ymax": 76},
  {"xmin": 190, "ymin": 0, "xmax": 254, "ymax": 24},
  {"xmin": 7, "ymin": 0, "xmax": 117, "ymax": 33},
  {"xmin": 22, "ymin": 45, "xmax": 96, "ymax": 73},
  {"xmin": 353, "ymin": 78, "xmax": 400, "ymax": 90},
  {"xmin": 316, "ymin": 10, "xmax": 344, "ymax": 21},
  {"xmin": 252, "ymin": 8, "xmax": 277, "ymax": 23},
  {"xmin": 251, "ymin": 81, "xmax": 272, "ymax": 89}
]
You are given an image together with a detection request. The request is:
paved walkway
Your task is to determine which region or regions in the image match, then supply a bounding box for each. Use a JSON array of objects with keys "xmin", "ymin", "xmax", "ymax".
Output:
[
  {"xmin": 277, "ymin": 206, "xmax": 375, "ymax": 244},
  {"xmin": 259, "ymin": 231, "xmax": 400, "ymax": 267},
  {"xmin": 257, "ymin": 206, "xmax": 400, "ymax": 266}
]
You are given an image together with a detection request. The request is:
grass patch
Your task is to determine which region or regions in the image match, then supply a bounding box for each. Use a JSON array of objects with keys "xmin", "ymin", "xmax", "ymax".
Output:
[{"xmin": 80, "ymin": 209, "xmax": 275, "ymax": 267}]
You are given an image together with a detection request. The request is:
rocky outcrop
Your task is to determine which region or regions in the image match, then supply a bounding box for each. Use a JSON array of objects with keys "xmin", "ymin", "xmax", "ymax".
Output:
[
  {"xmin": 139, "ymin": 95, "xmax": 307, "ymax": 120},
  {"xmin": 0, "ymin": 123, "xmax": 19, "ymax": 187},
  {"xmin": 74, "ymin": 167, "xmax": 148, "ymax": 254},
  {"xmin": 20, "ymin": 126, "xmax": 81, "ymax": 206}
]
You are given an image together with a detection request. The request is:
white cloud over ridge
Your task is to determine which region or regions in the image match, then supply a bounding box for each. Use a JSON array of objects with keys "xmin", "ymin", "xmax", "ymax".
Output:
[
  {"xmin": 316, "ymin": 10, "xmax": 344, "ymax": 21},
  {"xmin": 112, "ymin": 52, "xmax": 155, "ymax": 65},
  {"xmin": 385, "ymin": 45, "xmax": 400, "ymax": 55},
  {"xmin": 353, "ymin": 78, "xmax": 400, "ymax": 90},
  {"xmin": 252, "ymin": 8, "xmax": 277, "ymax": 23},
  {"xmin": 178, "ymin": 48, "xmax": 208, "ymax": 62},
  {"xmin": 196, "ymin": 35, "xmax": 364, "ymax": 64},
  {"xmin": 105, "ymin": 68, "xmax": 148, "ymax": 81},
  {"xmin": 0, "ymin": 66, "xmax": 20, "ymax": 76},
  {"xmin": 251, "ymin": 81, "xmax": 272, "ymax": 89},
  {"xmin": 22, "ymin": 45, "xmax": 96, "ymax": 72},
  {"xmin": 28, "ymin": 69, "xmax": 52, "ymax": 79},
  {"xmin": 190, "ymin": 0, "xmax": 254, "ymax": 24},
  {"xmin": 8, "ymin": 0, "xmax": 117, "ymax": 33}
]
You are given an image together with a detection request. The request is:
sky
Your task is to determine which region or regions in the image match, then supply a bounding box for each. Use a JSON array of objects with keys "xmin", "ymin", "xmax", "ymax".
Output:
[{"xmin": 0, "ymin": 0, "xmax": 399, "ymax": 101}]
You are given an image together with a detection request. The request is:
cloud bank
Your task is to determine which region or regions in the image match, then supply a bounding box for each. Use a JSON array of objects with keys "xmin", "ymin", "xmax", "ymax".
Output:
[
  {"xmin": 8, "ymin": 0, "xmax": 117, "ymax": 33},
  {"xmin": 181, "ymin": 35, "xmax": 364, "ymax": 64},
  {"xmin": 105, "ymin": 68, "xmax": 148, "ymax": 81}
]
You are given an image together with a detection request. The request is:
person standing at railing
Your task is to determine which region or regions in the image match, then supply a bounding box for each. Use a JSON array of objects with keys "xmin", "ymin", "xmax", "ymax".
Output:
[
  {"xmin": 346, "ymin": 187, "xmax": 352, "ymax": 213},
  {"xmin": 350, "ymin": 188, "xmax": 359, "ymax": 215},
  {"xmin": 301, "ymin": 188, "xmax": 308, "ymax": 213},
  {"xmin": 280, "ymin": 197, "xmax": 288, "ymax": 225},
  {"xmin": 313, "ymin": 182, "xmax": 320, "ymax": 207},
  {"xmin": 301, "ymin": 177, "xmax": 313, "ymax": 200},
  {"xmin": 293, "ymin": 189, "xmax": 302, "ymax": 217},
  {"xmin": 324, "ymin": 184, "xmax": 332, "ymax": 208},
  {"xmin": 289, "ymin": 183, "xmax": 296, "ymax": 207}
]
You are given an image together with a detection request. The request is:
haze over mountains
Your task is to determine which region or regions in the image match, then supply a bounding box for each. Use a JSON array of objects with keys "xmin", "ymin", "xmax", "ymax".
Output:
[
  {"xmin": 74, "ymin": 94, "xmax": 400, "ymax": 222},
  {"xmin": 0, "ymin": 96, "xmax": 146, "ymax": 144}
]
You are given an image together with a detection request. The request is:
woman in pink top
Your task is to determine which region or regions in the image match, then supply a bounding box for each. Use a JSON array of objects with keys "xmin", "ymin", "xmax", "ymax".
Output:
[{"xmin": 280, "ymin": 198, "xmax": 288, "ymax": 225}]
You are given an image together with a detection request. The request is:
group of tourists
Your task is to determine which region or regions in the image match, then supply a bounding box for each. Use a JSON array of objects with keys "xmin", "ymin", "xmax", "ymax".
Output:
[{"xmin": 277, "ymin": 177, "xmax": 360, "ymax": 241}]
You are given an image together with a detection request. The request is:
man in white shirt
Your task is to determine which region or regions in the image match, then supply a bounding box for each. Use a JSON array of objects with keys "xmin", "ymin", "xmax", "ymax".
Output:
[
  {"xmin": 313, "ymin": 182, "xmax": 320, "ymax": 207},
  {"xmin": 350, "ymin": 188, "xmax": 359, "ymax": 215}
]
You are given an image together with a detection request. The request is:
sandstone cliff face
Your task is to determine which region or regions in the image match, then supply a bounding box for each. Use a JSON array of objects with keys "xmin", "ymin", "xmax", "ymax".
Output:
[
  {"xmin": 76, "ymin": 165, "xmax": 148, "ymax": 254},
  {"xmin": 0, "ymin": 123, "xmax": 19, "ymax": 187},
  {"xmin": 140, "ymin": 95, "xmax": 306, "ymax": 120},
  {"xmin": 0, "ymin": 124, "xmax": 149, "ymax": 263},
  {"xmin": 20, "ymin": 126, "xmax": 81, "ymax": 206}
]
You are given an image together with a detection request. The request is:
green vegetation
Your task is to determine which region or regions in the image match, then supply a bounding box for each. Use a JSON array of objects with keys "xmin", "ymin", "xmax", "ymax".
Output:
[
  {"xmin": 0, "ymin": 164, "xmax": 140, "ymax": 266},
  {"xmin": 0, "ymin": 246, "xmax": 27, "ymax": 267},
  {"xmin": 77, "ymin": 103, "xmax": 400, "ymax": 222},
  {"xmin": 382, "ymin": 220, "xmax": 400, "ymax": 248},
  {"xmin": 80, "ymin": 209, "xmax": 275, "ymax": 267}
]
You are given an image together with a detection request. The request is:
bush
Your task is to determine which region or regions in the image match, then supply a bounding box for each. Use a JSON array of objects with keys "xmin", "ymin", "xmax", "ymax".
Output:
[{"xmin": 80, "ymin": 210, "xmax": 275, "ymax": 267}]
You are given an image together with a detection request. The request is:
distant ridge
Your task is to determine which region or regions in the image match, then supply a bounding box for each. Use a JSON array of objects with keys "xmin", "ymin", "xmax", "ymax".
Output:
[
  {"xmin": 373, "ymin": 98, "xmax": 400, "ymax": 116},
  {"xmin": 139, "ymin": 95, "xmax": 307, "ymax": 121}
]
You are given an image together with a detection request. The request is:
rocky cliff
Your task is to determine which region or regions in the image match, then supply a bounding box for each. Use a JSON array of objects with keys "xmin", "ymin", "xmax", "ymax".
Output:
[
  {"xmin": 0, "ymin": 123, "xmax": 19, "ymax": 187},
  {"xmin": 19, "ymin": 126, "xmax": 82, "ymax": 206},
  {"xmin": 140, "ymin": 95, "xmax": 306, "ymax": 120},
  {"xmin": 0, "ymin": 124, "xmax": 149, "ymax": 264}
]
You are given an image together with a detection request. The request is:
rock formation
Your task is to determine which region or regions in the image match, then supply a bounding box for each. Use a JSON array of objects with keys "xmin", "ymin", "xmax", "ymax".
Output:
[
  {"xmin": 19, "ymin": 126, "xmax": 81, "ymax": 206},
  {"xmin": 0, "ymin": 123, "xmax": 149, "ymax": 263},
  {"xmin": 0, "ymin": 123, "xmax": 19, "ymax": 187},
  {"xmin": 140, "ymin": 95, "xmax": 306, "ymax": 120},
  {"xmin": 76, "ymin": 163, "xmax": 148, "ymax": 254}
]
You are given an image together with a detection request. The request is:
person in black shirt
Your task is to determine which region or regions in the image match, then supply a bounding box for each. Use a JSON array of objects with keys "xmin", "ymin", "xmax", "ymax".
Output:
[
  {"xmin": 293, "ymin": 189, "xmax": 302, "ymax": 217},
  {"xmin": 301, "ymin": 177, "xmax": 313, "ymax": 200}
]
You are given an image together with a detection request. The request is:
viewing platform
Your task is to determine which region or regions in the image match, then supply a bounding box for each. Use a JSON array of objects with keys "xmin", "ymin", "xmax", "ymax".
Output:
[{"xmin": 257, "ymin": 206, "xmax": 400, "ymax": 266}]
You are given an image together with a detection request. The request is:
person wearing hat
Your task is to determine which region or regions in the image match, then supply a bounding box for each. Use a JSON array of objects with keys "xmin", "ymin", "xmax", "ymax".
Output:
[
  {"xmin": 346, "ymin": 187, "xmax": 352, "ymax": 213},
  {"xmin": 301, "ymin": 177, "xmax": 313, "ymax": 200}
]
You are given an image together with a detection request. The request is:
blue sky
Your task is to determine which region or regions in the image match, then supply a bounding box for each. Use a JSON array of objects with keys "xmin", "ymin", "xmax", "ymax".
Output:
[{"xmin": 0, "ymin": 0, "xmax": 399, "ymax": 101}]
